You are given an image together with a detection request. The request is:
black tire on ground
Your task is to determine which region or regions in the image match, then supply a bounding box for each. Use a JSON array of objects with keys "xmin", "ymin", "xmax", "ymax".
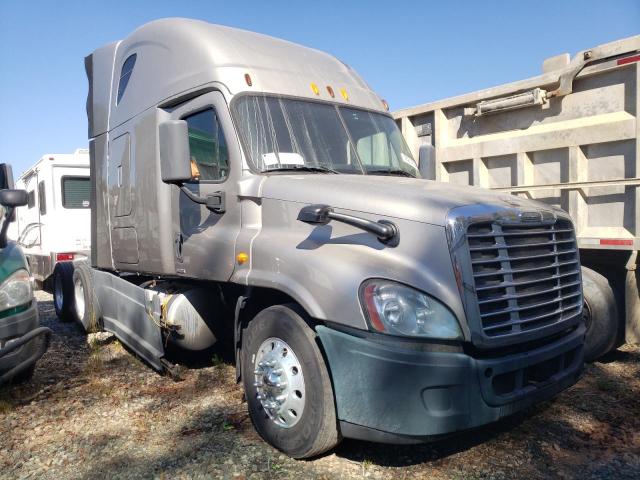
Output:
[
  {"xmin": 582, "ymin": 266, "xmax": 619, "ymax": 362},
  {"xmin": 71, "ymin": 262, "xmax": 101, "ymax": 333},
  {"xmin": 52, "ymin": 262, "xmax": 76, "ymax": 322},
  {"xmin": 241, "ymin": 304, "xmax": 340, "ymax": 458},
  {"xmin": 10, "ymin": 364, "xmax": 35, "ymax": 384}
]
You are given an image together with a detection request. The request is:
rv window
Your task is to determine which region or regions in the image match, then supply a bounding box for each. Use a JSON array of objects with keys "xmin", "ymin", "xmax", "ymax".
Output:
[
  {"xmin": 27, "ymin": 190, "xmax": 35, "ymax": 209},
  {"xmin": 38, "ymin": 180, "xmax": 46, "ymax": 215},
  {"xmin": 184, "ymin": 108, "xmax": 229, "ymax": 182},
  {"xmin": 61, "ymin": 177, "xmax": 90, "ymax": 209},
  {"xmin": 116, "ymin": 53, "xmax": 137, "ymax": 105}
]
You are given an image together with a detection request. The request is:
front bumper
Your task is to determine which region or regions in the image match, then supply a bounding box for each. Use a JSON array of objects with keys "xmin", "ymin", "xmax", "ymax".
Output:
[
  {"xmin": 316, "ymin": 323, "xmax": 584, "ymax": 443},
  {"xmin": 0, "ymin": 301, "xmax": 51, "ymax": 385}
]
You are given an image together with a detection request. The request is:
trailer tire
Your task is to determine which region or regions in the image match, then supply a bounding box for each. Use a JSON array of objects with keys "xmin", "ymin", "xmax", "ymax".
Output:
[
  {"xmin": 72, "ymin": 263, "xmax": 100, "ymax": 333},
  {"xmin": 241, "ymin": 304, "xmax": 339, "ymax": 458},
  {"xmin": 582, "ymin": 266, "xmax": 618, "ymax": 362},
  {"xmin": 52, "ymin": 262, "xmax": 75, "ymax": 322}
]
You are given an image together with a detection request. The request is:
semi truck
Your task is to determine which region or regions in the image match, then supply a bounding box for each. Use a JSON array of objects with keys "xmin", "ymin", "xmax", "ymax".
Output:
[
  {"xmin": 8, "ymin": 149, "xmax": 91, "ymax": 321},
  {"xmin": 0, "ymin": 164, "xmax": 51, "ymax": 385},
  {"xmin": 69, "ymin": 18, "xmax": 585, "ymax": 457},
  {"xmin": 394, "ymin": 35, "xmax": 640, "ymax": 362}
]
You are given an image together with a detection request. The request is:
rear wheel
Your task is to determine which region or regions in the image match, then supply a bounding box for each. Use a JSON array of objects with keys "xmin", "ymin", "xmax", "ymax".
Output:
[
  {"xmin": 241, "ymin": 304, "xmax": 339, "ymax": 458},
  {"xmin": 582, "ymin": 266, "xmax": 618, "ymax": 361},
  {"xmin": 53, "ymin": 262, "xmax": 75, "ymax": 322},
  {"xmin": 72, "ymin": 263, "xmax": 100, "ymax": 333}
]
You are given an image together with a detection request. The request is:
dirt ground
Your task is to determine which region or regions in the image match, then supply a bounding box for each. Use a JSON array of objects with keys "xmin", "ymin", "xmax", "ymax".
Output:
[{"xmin": 1, "ymin": 291, "xmax": 639, "ymax": 480}]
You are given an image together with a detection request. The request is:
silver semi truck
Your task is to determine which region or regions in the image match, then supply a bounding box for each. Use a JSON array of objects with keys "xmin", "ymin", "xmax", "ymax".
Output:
[
  {"xmin": 394, "ymin": 35, "xmax": 640, "ymax": 362},
  {"xmin": 70, "ymin": 18, "xmax": 584, "ymax": 457}
]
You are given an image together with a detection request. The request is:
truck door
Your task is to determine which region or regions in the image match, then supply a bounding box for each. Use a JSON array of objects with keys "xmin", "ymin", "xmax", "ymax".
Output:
[{"xmin": 168, "ymin": 91, "xmax": 242, "ymax": 280}]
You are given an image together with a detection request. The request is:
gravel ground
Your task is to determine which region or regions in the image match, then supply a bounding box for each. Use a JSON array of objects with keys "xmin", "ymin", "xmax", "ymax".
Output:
[{"xmin": 1, "ymin": 291, "xmax": 639, "ymax": 479}]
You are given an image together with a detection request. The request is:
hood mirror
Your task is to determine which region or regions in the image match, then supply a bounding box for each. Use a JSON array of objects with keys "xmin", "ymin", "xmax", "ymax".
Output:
[{"xmin": 418, "ymin": 144, "xmax": 436, "ymax": 180}]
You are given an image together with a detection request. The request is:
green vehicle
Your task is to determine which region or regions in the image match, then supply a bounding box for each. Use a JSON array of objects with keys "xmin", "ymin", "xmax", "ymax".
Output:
[{"xmin": 0, "ymin": 164, "xmax": 51, "ymax": 385}]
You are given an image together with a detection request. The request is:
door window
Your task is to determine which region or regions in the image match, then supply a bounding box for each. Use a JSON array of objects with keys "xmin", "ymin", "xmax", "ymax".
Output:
[
  {"xmin": 38, "ymin": 180, "xmax": 46, "ymax": 215},
  {"xmin": 184, "ymin": 108, "xmax": 229, "ymax": 182}
]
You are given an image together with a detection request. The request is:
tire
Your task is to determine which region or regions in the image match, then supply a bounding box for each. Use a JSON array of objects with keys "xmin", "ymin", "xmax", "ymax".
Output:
[
  {"xmin": 72, "ymin": 262, "xmax": 101, "ymax": 333},
  {"xmin": 241, "ymin": 304, "xmax": 339, "ymax": 458},
  {"xmin": 582, "ymin": 266, "xmax": 618, "ymax": 362},
  {"xmin": 52, "ymin": 262, "xmax": 76, "ymax": 322},
  {"xmin": 10, "ymin": 364, "xmax": 35, "ymax": 384}
]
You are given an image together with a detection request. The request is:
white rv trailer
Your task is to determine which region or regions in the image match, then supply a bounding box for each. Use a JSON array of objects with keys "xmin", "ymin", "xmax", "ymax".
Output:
[
  {"xmin": 10, "ymin": 149, "xmax": 91, "ymax": 291},
  {"xmin": 394, "ymin": 35, "xmax": 640, "ymax": 359}
]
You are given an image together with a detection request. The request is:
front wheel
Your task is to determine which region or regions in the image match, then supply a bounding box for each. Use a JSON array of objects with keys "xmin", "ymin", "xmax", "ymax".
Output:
[{"xmin": 241, "ymin": 304, "xmax": 340, "ymax": 458}]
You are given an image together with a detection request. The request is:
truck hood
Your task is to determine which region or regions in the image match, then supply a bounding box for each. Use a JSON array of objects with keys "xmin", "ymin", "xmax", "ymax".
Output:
[{"xmin": 259, "ymin": 174, "xmax": 551, "ymax": 226}]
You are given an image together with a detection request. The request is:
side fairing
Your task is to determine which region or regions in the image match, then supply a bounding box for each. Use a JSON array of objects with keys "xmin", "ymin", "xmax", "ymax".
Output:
[{"xmin": 232, "ymin": 198, "xmax": 468, "ymax": 335}]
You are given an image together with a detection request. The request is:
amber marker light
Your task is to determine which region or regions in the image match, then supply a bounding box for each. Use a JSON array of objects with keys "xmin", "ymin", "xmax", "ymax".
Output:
[
  {"xmin": 339, "ymin": 88, "xmax": 349, "ymax": 101},
  {"xmin": 326, "ymin": 86, "xmax": 335, "ymax": 98},
  {"xmin": 382, "ymin": 99, "xmax": 389, "ymax": 111},
  {"xmin": 244, "ymin": 73, "xmax": 252, "ymax": 86},
  {"xmin": 310, "ymin": 83, "xmax": 320, "ymax": 95},
  {"xmin": 237, "ymin": 252, "xmax": 249, "ymax": 265}
]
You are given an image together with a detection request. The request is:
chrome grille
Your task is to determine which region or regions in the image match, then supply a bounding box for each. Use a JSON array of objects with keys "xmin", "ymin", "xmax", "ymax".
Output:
[{"xmin": 467, "ymin": 219, "xmax": 582, "ymax": 338}]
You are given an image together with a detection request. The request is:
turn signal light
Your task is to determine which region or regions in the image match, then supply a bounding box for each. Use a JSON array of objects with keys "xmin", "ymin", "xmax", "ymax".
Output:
[{"xmin": 236, "ymin": 252, "xmax": 249, "ymax": 265}]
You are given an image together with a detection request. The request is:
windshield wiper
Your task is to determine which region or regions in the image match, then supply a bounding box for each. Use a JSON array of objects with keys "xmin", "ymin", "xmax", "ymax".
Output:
[
  {"xmin": 367, "ymin": 168, "xmax": 416, "ymax": 178},
  {"xmin": 262, "ymin": 165, "xmax": 339, "ymax": 174}
]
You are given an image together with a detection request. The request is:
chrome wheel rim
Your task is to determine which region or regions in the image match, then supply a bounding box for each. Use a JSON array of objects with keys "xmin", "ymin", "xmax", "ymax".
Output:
[
  {"xmin": 74, "ymin": 277, "xmax": 85, "ymax": 320},
  {"xmin": 54, "ymin": 274, "xmax": 64, "ymax": 311},
  {"xmin": 253, "ymin": 337, "xmax": 305, "ymax": 428}
]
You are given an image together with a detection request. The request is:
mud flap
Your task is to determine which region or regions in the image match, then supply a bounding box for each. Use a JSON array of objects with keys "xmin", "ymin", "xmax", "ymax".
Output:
[{"xmin": 93, "ymin": 270, "xmax": 164, "ymax": 371}]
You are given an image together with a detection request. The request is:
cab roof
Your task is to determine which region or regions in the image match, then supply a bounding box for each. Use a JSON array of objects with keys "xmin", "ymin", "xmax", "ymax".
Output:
[{"xmin": 88, "ymin": 18, "xmax": 387, "ymax": 135}]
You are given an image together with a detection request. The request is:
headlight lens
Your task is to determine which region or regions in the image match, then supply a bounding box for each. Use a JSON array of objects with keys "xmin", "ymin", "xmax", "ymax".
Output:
[
  {"xmin": 0, "ymin": 269, "xmax": 33, "ymax": 312},
  {"xmin": 361, "ymin": 279, "xmax": 462, "ymax": 340}
]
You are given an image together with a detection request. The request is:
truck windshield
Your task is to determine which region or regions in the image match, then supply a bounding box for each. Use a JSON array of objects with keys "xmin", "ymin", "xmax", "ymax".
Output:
[{"xmin": 233, "ymin": 95, "xmax": 419, "ymax": 177}]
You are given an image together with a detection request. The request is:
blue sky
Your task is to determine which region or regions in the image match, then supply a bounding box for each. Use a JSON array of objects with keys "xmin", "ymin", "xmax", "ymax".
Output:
[{"xmin": 0, "ymin": 0, "xmax": 638, "ymax": 175}]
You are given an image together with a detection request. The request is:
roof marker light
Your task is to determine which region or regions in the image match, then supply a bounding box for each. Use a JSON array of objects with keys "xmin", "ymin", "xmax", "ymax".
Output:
[
  {"xmin": 340, "ymin": 88, "xmax": 349, "ymax": 101},
  {"xmin": 244, "ymin": 73, "xmax": 252, "ymax": 87},
  {"xmin": 326, "ymin": 86, "xmax": 335, "ymax": 98},
  {"xmin": 381, "ymin": 99, "xmax": 389, "ymax": 111},
  {"xmin": 310, "ymin": 83, "xmax": 319, "ymax": 95}
]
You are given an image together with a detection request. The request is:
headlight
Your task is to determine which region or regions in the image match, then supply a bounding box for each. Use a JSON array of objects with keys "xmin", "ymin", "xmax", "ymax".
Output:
[
  {"xmin": 0, "ymin": 269, "xmax": 33, "ymax": 312},
  {"xmin": 360, "ymin": 279, "xmax": 462, "ymax": 340}
]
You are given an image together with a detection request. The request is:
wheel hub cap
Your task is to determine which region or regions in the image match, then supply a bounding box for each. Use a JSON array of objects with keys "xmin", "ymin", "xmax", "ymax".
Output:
[{"xmin": 253, "ymin": 337, "xmax": 305, "ymax": 428}]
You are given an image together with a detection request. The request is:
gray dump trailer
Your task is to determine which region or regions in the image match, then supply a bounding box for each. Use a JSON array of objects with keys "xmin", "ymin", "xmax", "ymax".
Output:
[
  {"xmin": 394, "ymin": 35, "xmax": 640, "ymax": 362},
  {"xmin": 59, "ymin": 18, "xmax": 584, "ymax": 457}
]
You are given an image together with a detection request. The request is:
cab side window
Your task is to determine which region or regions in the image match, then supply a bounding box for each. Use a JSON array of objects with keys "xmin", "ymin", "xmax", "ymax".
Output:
[
  {"xmin": 184, "ymin": 108, "xmax": 229, "ymax": 182},
  {"xmin": 116, "ymin": 53, "xmax": 137, "ymax": 105}
]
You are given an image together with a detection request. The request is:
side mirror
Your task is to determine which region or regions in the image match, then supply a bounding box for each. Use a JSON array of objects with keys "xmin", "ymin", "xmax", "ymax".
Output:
[
  {"xmin": 418, "ymin": 144, "xmax": 436, "ymax": 180},
  {"xmin": 159, "ymin": 120, "xmax": 192, "ymax": 184},
  {"xmin": 0, "ymin": 189, "xmax": 28, "ymax": 208},
  {"xmin": 0, "ymin": 164, "xmax": 15, "ymax": 190},
  {"xmin": 0, "ymin": 189, "xmax": 27, "ymax": 248}
]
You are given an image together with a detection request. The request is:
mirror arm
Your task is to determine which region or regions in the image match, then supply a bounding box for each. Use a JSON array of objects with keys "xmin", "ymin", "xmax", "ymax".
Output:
[
  {"xmin": 297, "ymin": 204, "xmax": 399, "ymax": 245},
  {"xmin": 177, "ymin": 184, "xmax": 226, "ymax": 214},
  {"xmin": 0, "ymin": 207, "xmax": 14, "ymax": 248}
]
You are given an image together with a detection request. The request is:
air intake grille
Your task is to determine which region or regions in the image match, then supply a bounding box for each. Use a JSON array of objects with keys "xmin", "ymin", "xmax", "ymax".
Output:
[{"xmin": 467, "ymin": 219, "xmax": 581, "ymax": 338}]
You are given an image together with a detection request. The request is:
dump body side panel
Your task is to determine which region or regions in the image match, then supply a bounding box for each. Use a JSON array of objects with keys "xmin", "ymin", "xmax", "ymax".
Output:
[{"xmin": 394, "ymin": 39, "xmax": 640, "ymax": 252}]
